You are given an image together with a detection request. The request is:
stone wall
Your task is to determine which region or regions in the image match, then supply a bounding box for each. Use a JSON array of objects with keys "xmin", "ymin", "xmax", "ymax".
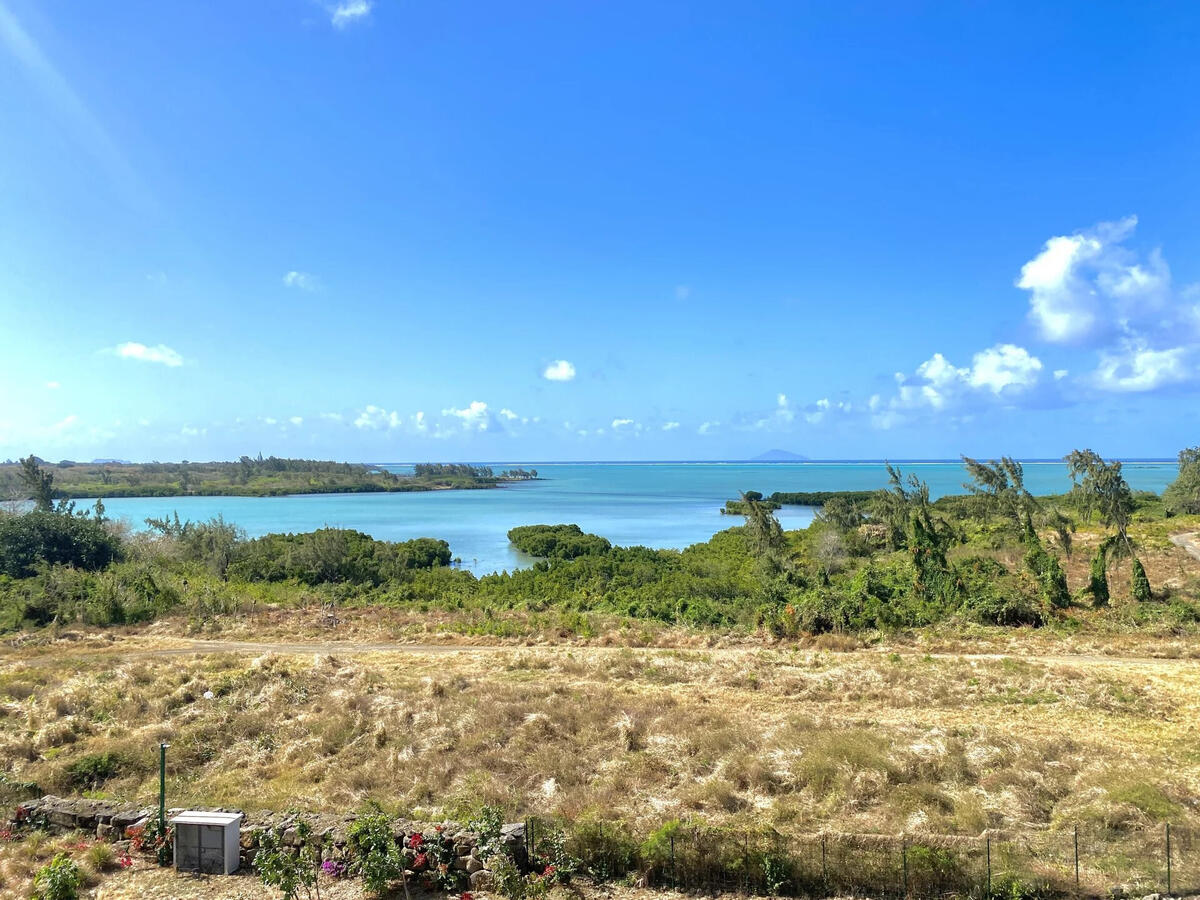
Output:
[{"xmin": 8, "ymin": 795, "xmax": 515, "ymax": 889}]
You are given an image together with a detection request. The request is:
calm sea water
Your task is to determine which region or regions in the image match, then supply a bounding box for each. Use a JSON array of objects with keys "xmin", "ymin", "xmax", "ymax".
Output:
[{"xmin": 100, "ymin": 461, "xmax": 1177, "ymax": 574}]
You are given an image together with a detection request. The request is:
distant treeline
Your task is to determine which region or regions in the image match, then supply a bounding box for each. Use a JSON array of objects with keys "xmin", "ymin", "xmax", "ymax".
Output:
[
  {"xmin": 0, "ymin": 455, "xmax": 534, "ymax": 500},
  {"xmin": 722, "ymin": 490, "xmax": 877, "ymax": 514}
]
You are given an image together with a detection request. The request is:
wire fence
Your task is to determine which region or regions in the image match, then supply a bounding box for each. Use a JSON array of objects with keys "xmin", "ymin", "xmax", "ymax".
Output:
[{"xmin": 534, "ymin": 818, "xmax": 1197, "ymax": 898}]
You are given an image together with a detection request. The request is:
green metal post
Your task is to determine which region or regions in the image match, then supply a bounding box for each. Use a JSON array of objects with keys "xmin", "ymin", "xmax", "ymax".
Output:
[
  {"xmin": 158, "ymin": 742, "xmax": 167, "ymax": 836},
  {"xmin": 1074, "ymin": 824, "xmax": 1080, "ymax": 891},
  {"xmin": 821, "ymin": 833, "xmax": 828, "ymax": 889},
  {"xmin": 986, "ymin": 836, "xmax": 992, "ymax": 899}
]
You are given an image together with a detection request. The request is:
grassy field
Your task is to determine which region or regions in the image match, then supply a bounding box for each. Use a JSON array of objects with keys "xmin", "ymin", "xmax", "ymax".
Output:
[{"xmin": 3, "ymin": 626, "xmax": 1197, "ymax": 835}]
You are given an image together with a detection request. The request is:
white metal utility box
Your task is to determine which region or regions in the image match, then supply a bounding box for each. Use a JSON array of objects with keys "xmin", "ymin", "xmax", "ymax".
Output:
[{"xmin": 170, "ymin": 811, "xmax": 243, "ymax": 874}]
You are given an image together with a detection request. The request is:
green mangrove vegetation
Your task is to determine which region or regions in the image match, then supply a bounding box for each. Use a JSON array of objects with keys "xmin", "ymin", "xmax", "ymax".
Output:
[
  {"xmin": 1, "ymin": 453, "xmax": 1199, "ymax": 637},
  {"xmin": 0, "ymin": 456, "xmax": 536, "ymax": 500}
]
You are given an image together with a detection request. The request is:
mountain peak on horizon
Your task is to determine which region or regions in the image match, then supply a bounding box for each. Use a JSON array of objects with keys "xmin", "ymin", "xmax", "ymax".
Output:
[{"xmin": 751, "ymin": 449, "xmax": 809, "ymax": 461}]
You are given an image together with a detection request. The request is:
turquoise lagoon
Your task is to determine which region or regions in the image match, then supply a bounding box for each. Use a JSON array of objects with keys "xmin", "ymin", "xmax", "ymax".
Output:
[{"xmin": 99, "ymin": 461, "xmax": 1178, "ymax": 574}]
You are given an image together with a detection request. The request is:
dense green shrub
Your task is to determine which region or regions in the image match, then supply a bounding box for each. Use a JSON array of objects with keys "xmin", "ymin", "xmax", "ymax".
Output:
[
  {"xmin": 0, "ymin": 510, "xmax": 123, "ymax": 578},
  {"xmin": 507, "ymin": 524, "xmax": 612, "ymax": 560},
  {"xmin": 33, "ymin": 854, "xmax": 82, "ymax": 900},
  {"xmin": 1131, "ymin": 557, "xmax": 1152, "ymax": 602},
  {"xmin": 228, "ymin": 529, "xmax": 450, "ymax": 585},
  {"xmin": 346, "ymin": 813, "xmax": 404, "ymax": 896},
  {"xmin": 65, "ymin": 751, "xmax": 124, "ymax": 789}
]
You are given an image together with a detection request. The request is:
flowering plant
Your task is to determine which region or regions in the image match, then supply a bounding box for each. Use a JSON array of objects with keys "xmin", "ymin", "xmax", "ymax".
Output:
[{"xmin": 321, "ymin": 858, "xmax": 347, "ymax": 879}]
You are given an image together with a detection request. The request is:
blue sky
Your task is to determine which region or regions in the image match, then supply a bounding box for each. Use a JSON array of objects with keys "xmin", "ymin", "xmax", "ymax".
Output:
[{"xmin": 1, "ymin": 1, "xmax": 1198, "ymax": 462}]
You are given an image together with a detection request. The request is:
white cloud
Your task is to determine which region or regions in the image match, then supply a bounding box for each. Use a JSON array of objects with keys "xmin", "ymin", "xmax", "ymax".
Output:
[
  {"xmin": 354, "ymin": 405, "xmax": 402, "ymax": 430},
  {"xmin": 110, "ymin": 341, "xmax": 184, "ymax": 367},
  {"xmin": 612, "ymin": 418, "xmax": 635, "ymax": 429},
  {"xmin": 662, "ymin": 421, "xmax": 681, "ymax": 431},
  {"xmin": 966, "ymin": 344, "xmax": 1043, "ymax": 393},
  {"xmin": 329, "ymin": 1, "xmax": 372, "ymax": 28},
  {"xmin": 443, "ymin": 400, "xmax": 491, "ymax": 431},
  {"xmin": 499, "ymin": 408, "xmax": 519, "ymax": 420},
  {"xmin": 289, "ymin": 416, "xmax": 304, "ymax": 426},
  {"xmin": 877, "ymin": 343, "xmax": 1046, "ymax": 428},
  {"xmin": 542, "ymin": 359, "xmax": 576, "ymax": 381},
  {"xmin": 283, "ymin": 270, "xmax": 318, "ymax": 291},
  {"xmin": 1089, "ymin": 340, "xmax": 1192, "ymax": 393},
  {"xmin": 698, "ymin": 421, "xmax": 719, "ymax": 435},
  {"xmin": 1017, "ymin": 216, "xmax": 1176, "ymax": 345},
  {"xmin": 50, "ymin": 414, "xmax": 77, "ymax": 433},
  {"xmin": 45, "ymin": 381, "xmax": 60, "ymax": 389},
  {"xmin": 180, "ymin": 425, "xmax": 205, "ymax": 437}
]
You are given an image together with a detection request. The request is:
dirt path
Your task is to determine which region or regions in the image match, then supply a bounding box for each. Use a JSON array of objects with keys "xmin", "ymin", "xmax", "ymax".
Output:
[
  {"xmin": 1171, "ymin": 531, "xmax": 1200, "ymax": 562},
  {"xmin": 3, "ymin": 636, "xmax": 1196, "ymax": 672}
]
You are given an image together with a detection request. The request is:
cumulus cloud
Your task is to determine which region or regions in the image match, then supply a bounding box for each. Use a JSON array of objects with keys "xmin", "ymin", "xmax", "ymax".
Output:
[
  {"xmin": 698, "ymin": 421, "xmax": 719, "ymax": 435},
  {"xmin": 110, "ymin": 341, "xmax": 184, "ymax": 367},
  {"xmin": 612, "ymin": 418, "xmax": 635, "ymax": 429},
  {"xmin": 1018, "ymin": 216, "xmax": 1176, "ymax": 345},
  {"xmin": 354, "ymin": 405, "xmax": 402, "ymax": 430},
  {"xmin": 1015, "ymin": 216, "xmax": 1200, "ymax": 392},
  {"xmin": 542, "ymin": 359, "xmax": 576, "ymax": 381},
  {"xmin": 662, "ymin": 421, "xmax": 681, "ymax": 431},
  {"xmin": 329, "ymin": 1, "xmax": 372, "ymax": 28},
  {"xmin": 283, "ymin": 271, "xmax": 318, "ymax": 291},
  {"xmin": 873, "ymin": 343, "xmax": 1046, "ymax": 428},
  {"xmin": 443, "ymin": 400, "xmax": 491, "ymax": 431},
  {"xmin": 1089, "ymin": 340, "xmax": 1192, "ymax": 393}
]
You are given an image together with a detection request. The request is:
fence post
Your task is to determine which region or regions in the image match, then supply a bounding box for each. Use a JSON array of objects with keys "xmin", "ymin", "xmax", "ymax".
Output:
[
  {"xmin": 902, "ymin": 837, "xmax": 909, "ymax": 898},
  {"xmin": 1166, "ymin": 823, "xmax": 1171, "ymax": 896},
  {"xmin": 986, "ymin": 836, "xmax": 992, "ymax": 899},
  {"xmin": 670, "ymin": 832, "xmax": 676, "ymax": 890},
  {"xmin": 744, "ymin": 831, "xmax": 750, "ymax": 893},
  {"xmin": 821, "ymin": 833, "xmax": 828, "ymax": 890},
  {"xmin": 1073, "ymin": 824, "xmax": 1079, "ymax": 892}
]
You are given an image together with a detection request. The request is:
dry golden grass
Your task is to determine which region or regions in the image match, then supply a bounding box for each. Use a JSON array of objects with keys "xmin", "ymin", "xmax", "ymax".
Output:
[{"xmin": 2, "ymin": 633, "xmax": 1197, "ymax": 845}]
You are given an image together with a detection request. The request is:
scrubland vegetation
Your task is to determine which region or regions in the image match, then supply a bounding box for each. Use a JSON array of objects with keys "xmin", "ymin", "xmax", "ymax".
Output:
[{"xmin": 2, "ymin": 451, "xmax": 1200, "ymax": 897}]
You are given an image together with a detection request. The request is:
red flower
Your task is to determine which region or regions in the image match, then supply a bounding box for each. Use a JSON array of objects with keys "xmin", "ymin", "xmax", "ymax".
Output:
[
  {"xmin": 410, "ymin": 832, "xmax": 425, "ymax": 849},
  {"xmin": 434, "ymin": 824, "xmax": 445, "ymax": 833},
  {"xmin": 118, "ymin": 854, "xmax": 133, "ymax": 869},
  {"xmin": 414, "ymin": 852, "xmax": 428, "ymax": 870},
  {"xmin": 462, "ymin": 892, "xmax": 474, "ymax": 900},
  {"xmin": 543, "ymin": 865, "xmax": 557, "ymax": 877}
]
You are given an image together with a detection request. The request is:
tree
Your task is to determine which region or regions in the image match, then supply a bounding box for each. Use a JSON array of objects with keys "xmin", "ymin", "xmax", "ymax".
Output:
[
  {"xmin": 1065, "ymin": 449, "xmax": 1149, "ymax": 601},
  {"xmin": 1131, "ymin": 557, "xmax": 1152, "ymax": 602},
  {"xmin": 816, "ymin": 496, "xmax": 864, "ymax": 531},
  {"xmin": 1164, "ymin": 447, "xmax": 1200, "ymax": 515},
  {"xmin": 1087, "ymin": 541, "xmax": 1110, "ymax": 608},
  {"xmin": 18, "ymin": 456, "xmax": 56, "ymax": 511},
  {"xmin": 0, "ymin": 509, "xmax": 124, "ymax": 578}
]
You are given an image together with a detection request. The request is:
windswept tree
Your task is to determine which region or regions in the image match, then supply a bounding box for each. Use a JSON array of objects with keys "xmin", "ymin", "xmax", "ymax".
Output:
[
  {"xmin": 18, "ymin": 456, "xmax": 56, "ymax": 511},
  {"xmin": 964, "ymin": 455, "xmax": 1071, "ymax": 608},
  {"xmin": 873, "ymin": 464, "xmax": 957, "ymax": 605},
  {"xmin": 740, "ymin": 491, "xmax": 786, "ymax": 562},
  {"xmin": 1164, "ymin": 447, "xmax": 1200, "ymax": 515},
  {"xmin": 1065, "ymin": 449, "xmax": 1149, "ymax": 603}
]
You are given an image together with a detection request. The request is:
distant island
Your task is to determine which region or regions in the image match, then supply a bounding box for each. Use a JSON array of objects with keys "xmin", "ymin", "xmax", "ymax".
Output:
[
  {"xmin": 0, "ymin": 456, "xmax": 538, "ymax": 499},
  {"xmin": 751, "ymin": 449, "xmax": 810, "ymax": 461}
]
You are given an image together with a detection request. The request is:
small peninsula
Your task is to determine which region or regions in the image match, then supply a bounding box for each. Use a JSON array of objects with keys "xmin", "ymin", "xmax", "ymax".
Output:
[{"xmin": 0, "ymin": 456, "xmax": 537, "ymax": 499}]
